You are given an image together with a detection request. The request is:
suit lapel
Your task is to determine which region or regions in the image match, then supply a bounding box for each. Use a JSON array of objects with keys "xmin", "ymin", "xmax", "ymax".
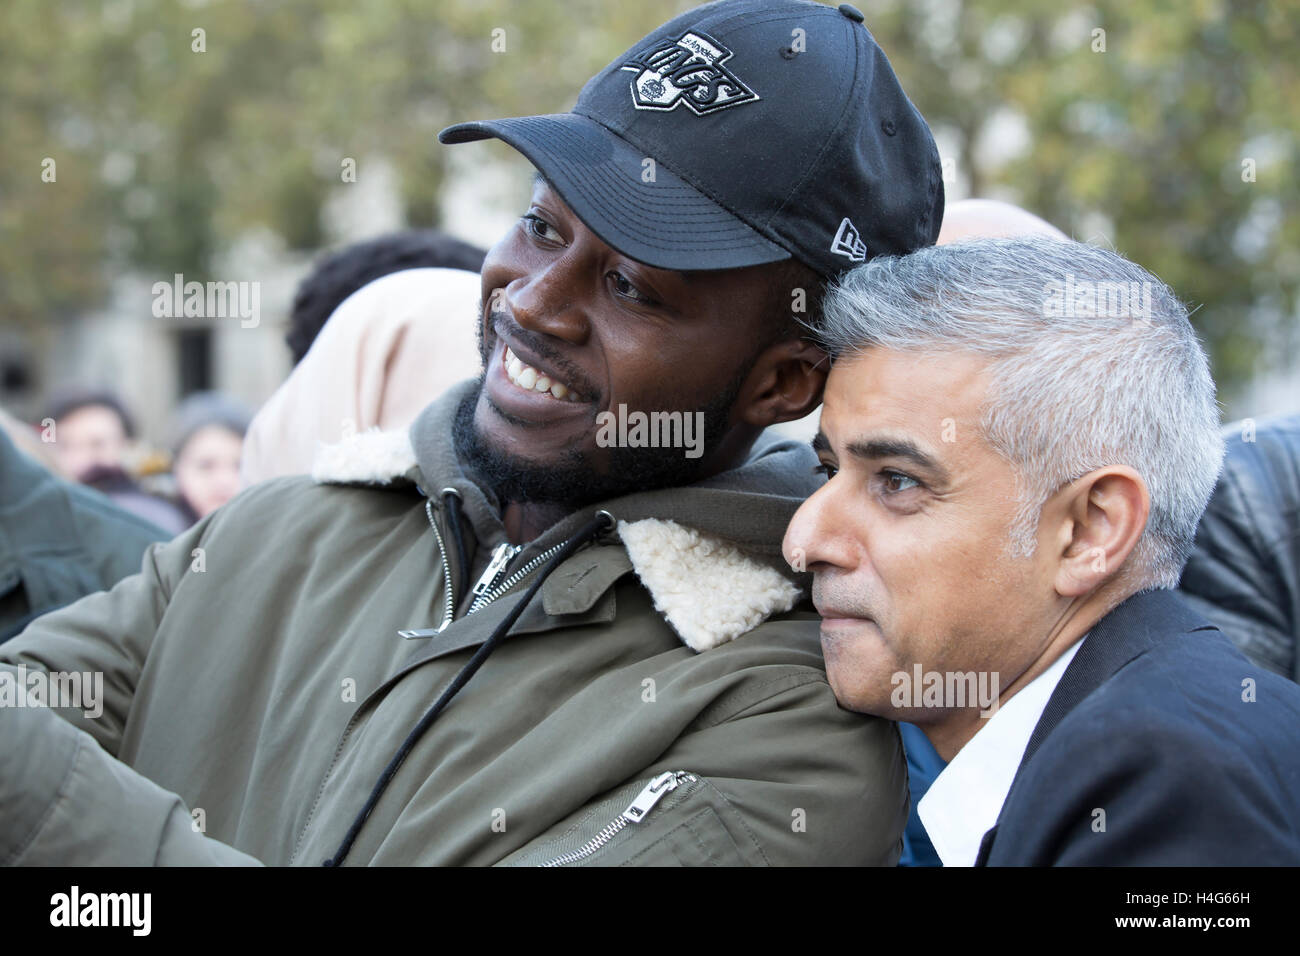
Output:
[
  {"xmin": 974, "ymin": 825, "xmax": 998, "ymax": 867},
  {"xmin": 1021, "ymin": 589, "xmax": 1213, "ymax": 768},
  {"xmin": 977, "ymin": 589, "xmax": 1218, "ymax": 864}
]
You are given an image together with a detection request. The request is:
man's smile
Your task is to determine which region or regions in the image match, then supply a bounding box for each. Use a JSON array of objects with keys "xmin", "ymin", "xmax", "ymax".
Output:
[
  {"xmin": 482, "ymin": 327, "xmax": 597, "ymax": 431},
  {"xmin": 503, "ymin": 345, "xmax": 581, "ymax": 402}
]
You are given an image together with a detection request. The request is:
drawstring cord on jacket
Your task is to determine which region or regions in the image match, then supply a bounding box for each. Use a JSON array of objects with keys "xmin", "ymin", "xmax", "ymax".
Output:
[
  {"xmin": 440, "ymin": 487, "xmax": 471, "ymax": 582},
  {"xmin": 322, "ymin": 506, "xmax": 615, "ymax": 866}
]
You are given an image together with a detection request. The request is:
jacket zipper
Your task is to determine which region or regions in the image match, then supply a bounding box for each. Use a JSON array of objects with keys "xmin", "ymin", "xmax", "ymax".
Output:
[
  {"xmin": 539, "ymin": 771, "xmax": 697, "ymax": 867},
  {"xmin": 468, "ymin": 542, "xmax": 521, "ymax": 604},
  {"xmin": 466, "ymin": 508, "xmax": 612, "ymax": 615},
  {"xmin": 467, "ymin": 541, "xmax": 567, "ymax": 614},
  {"xmin": 401, "ymin": 507, "xmax": 594, "ymax": 638},
  {"xmin": 398, "ymin": 498, "xmax": 457, "ymax": 638}
]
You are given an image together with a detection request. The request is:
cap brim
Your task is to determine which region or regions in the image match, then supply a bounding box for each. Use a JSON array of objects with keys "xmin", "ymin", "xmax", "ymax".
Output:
[{"xmin": 439, "ymin": 113, "xmax": 790, "ymax": 272}]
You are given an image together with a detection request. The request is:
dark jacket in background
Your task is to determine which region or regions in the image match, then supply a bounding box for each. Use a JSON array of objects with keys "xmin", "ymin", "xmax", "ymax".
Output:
[
  {"xmin": 1179, "ymin": 415, "xmax": 1300, "ymax": 683},
  {"xmin": 0, "ymin": 429, "xmax": 169, "ymax": 643},
  {"xmin": 977, "ymin": 588, "xmax": 1300, "ymax": 865},
  {"xmin": 79, "ymin": 464, "xmax": 191, "ymax": 536}
]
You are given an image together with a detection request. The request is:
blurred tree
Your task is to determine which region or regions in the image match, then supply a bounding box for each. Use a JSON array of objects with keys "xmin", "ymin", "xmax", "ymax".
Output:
[
  {"xmin": 0, "ymin": 0, "xmax": 690, "ymax": 319},
  {"xmin": 0, "ymin": 0, "xmax": 1295, "ymax": 403},
  {"xmin": 864, "ymin": 0, "xmax": 1299, "ymax": 402}
]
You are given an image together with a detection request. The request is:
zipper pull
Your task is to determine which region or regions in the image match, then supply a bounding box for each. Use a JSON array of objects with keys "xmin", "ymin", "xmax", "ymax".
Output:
[
  {"xmin": 398, "ymin": 626, "xmax": 442, "ymax": 639},
  {"xmin": 470, "ymin": 542, "xmax": 519, "ymax": 598},
  {"xmin": 621, "ymin": 771, "xmax": 695, "ymax": 823}
]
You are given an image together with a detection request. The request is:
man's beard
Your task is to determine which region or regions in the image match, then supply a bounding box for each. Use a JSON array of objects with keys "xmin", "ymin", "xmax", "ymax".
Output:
[{"xmin": 452, "ymin": 370, "xmax": 747, "ymax": 511}]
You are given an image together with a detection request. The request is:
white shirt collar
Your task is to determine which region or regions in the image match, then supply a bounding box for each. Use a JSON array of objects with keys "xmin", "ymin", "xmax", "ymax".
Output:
[{"xmin": 917, "ymin": 636, "xmax": 1085, "ymax": 867}]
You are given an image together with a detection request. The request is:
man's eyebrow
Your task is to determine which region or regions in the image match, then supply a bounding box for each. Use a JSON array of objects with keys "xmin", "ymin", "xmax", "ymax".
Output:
[
  {"xmin": 846, "ymin": 436, "xmax": 948, "ymax": 480},
  {"xmin": 813, "ymin": 430, "xmax": 950, "ymax": 481}
]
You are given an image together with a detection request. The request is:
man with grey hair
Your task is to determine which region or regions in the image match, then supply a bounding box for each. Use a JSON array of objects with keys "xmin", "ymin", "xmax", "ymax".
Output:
[{"xmin": 784, "ymin": 235, "xmax": 1300, "ymax": 865}]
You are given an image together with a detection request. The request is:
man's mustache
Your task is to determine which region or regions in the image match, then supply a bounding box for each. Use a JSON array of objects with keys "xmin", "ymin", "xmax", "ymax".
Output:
[
  {"xmin": 812, "ymin": 573, "xmax": 880, "ymax": 621},
  {"xmin": 485, "ymin": 309, "xmax": 600, "ymax": 403}
]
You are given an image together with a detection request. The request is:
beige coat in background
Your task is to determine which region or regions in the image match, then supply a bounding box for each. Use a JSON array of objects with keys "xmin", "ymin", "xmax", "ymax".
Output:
[{"xmin": 240, "ymin": 267, "xmax": 483, "ymax": 486}]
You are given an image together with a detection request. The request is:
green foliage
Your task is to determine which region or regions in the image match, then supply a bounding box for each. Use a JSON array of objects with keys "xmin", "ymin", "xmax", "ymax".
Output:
[
  {"xmin": 0, "ymin": 0, "xmax": 690, "ymax": 320},
  {"xmin": 1, "ymin": 0, "xmax": 1294, "ymax": 402},
  {"xmin": 864, "ymin": 0, "xmax": 1299, "ymax": 402}
]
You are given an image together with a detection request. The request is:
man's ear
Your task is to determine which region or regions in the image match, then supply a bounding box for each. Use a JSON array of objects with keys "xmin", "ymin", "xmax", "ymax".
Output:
[
  {"xmin": 735, "ymin": 339, "xmax": 829, "ymax": 427},
  {"xmin": 1045, "ymin": 466, "xmax": 1151, "ymax": 597}
]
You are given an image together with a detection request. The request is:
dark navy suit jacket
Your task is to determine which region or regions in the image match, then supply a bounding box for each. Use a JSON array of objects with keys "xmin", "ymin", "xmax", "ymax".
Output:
[{"xmin": 976, "ymin": 588, "xmax": 1300, "ymax": 865}]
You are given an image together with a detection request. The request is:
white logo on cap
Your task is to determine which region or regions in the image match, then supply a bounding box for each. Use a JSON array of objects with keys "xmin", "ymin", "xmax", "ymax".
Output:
[
  {"xmin": 620, "ymin": 31, "xmax": 759, "ymax": 114},
  {"xmin": 831, "ymin": 218, "xmax": 868, "ymax": 262}
]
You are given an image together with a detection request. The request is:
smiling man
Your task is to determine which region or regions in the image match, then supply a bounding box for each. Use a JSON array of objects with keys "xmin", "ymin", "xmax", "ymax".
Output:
[
  {"xmin": 453, "ymin": 174, "xmax": 829, "ymax": 542},
  {"xmin": 1, "ymin": 0, "xmax": 943, "ymax": 866},
  {"xmin": 785, "ymin": 236, "xmax": 1300, "ymax": 865}
]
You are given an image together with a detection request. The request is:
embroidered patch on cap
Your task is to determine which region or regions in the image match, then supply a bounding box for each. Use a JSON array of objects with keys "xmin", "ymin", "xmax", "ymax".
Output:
[{"xmin": 621, "ymin": 31, "xmax": 759, "ymax": 114}]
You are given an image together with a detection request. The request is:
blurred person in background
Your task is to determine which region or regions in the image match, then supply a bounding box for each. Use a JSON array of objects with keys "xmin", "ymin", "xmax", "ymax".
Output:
[
  {"xmin": 43, "ymin": 389, "xmax": 136, "ymax": 482},
  {"xmin": 0, "ymin": 427, "xmax": 168, "ymax": 643},
  {"xmin": 1179, "ymin": 414, "xmax": 1300, "ymax": 683},
  {"xmin": 43, "ymin": 389, "xmax": 189, "ymax": 535},
  {"xmin": 241, "ymin": 267, "xmax": 481, "ymax": 486},
  {"xmin": 936, "ymin": 198, "xmax": 1070, "ymax": 245},
  {"xmin": 284, "ymin": 229, "xmax": 486, "ymax": 365},
  {"xmin": 167, "ymin": 392, "xmax": 252, "ymax": 524}
]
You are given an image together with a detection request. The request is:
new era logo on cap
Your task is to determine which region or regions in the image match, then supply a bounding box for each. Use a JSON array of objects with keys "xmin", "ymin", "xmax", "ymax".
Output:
[
  {"xmin": 831, "ymin": 218, "xmax": 868, "ymax": 262},
  {"xmin": 620, "ymin": 31, "xmax": 759, "ymax": 114}
]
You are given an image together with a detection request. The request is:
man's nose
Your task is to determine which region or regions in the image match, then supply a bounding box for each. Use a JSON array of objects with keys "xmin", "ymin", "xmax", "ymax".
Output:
[
  {"xmin": 505, "ymin": 254, "xmax": 591, "ymax": 345},
  {"xmin": 783, "ymin": 482, "xmax": 856, "ymax": 573}
]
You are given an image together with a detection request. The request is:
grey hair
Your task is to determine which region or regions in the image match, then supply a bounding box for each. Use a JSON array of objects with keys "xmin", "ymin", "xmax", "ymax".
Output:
[{"xmin": 818, "ymin": 237, "xmax": 1225, "ymax": 590}]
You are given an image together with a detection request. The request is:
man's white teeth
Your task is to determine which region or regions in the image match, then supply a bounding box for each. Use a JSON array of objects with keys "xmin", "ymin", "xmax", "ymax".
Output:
[{"xmin": 504, "ymin": 346, "xmax": 578, "ymax": 402}]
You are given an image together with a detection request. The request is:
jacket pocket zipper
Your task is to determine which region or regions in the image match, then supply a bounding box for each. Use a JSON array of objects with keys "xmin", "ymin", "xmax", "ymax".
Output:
[{"xmin": 539, "ymin": 771, "xmax": 698, "ymax": 867}]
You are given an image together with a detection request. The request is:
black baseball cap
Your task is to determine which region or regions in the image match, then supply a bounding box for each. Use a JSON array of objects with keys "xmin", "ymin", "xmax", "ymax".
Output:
[{"xmin": 439, "ymin": 0, "xmax": 943, "ymax": 280}]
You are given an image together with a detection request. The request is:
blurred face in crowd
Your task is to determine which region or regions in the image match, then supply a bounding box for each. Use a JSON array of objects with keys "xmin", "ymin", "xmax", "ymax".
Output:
[
  {"xmin": 174, "ymin": 425, "xmax": 244, "ymax": 518},
  {"xmin": 455, "ymin": 174, "xmax": 824, "ymax": 513},
  {"xmin": 783, "ymin": 348, "xmax": 1068, "ymax": 727},
  {"xmin": 55, "ymin": 404, "xmax": 130, "ymax": 481}
]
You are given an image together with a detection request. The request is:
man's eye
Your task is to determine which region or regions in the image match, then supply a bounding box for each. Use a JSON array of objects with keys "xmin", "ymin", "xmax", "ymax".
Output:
[
  {"xmin": 881, "ymin": 469, "xmax": 920, "ymax": 493},
  {"xmin": 813, "ymin": 462, "xmax": 838, "ymax": 480},
  {"xmin": 608, "ymin": 271, "xmax": 657, "ymax": 305},
  {"xmin": 522, "ymin": 214, "xmax": 561, "ymax": 243}
]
